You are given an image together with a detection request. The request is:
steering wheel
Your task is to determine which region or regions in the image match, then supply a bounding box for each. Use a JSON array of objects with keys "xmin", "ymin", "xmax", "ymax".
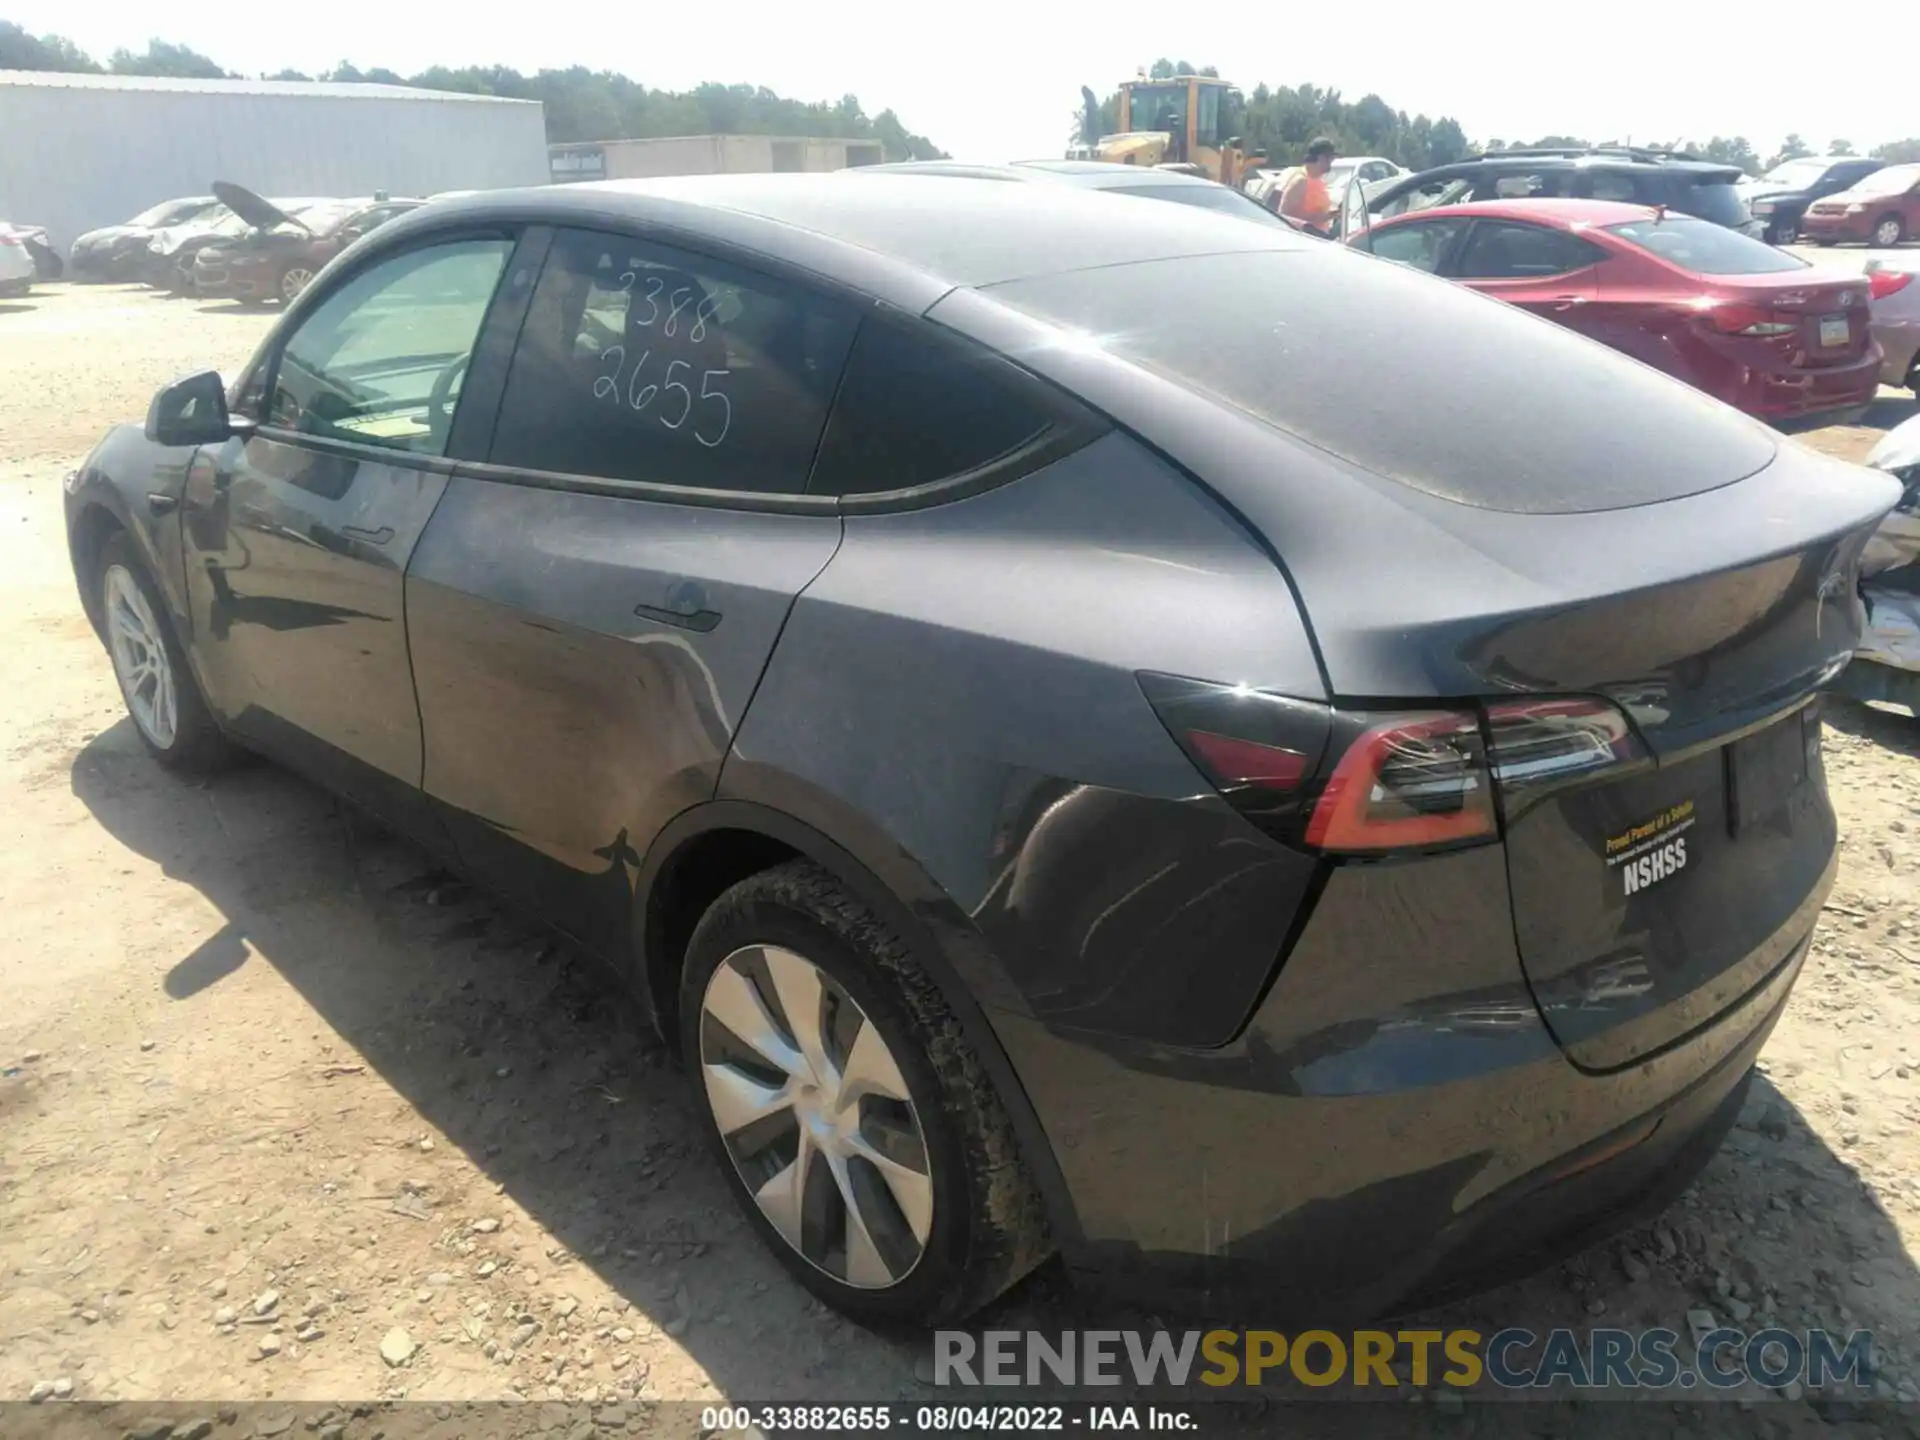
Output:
[{"xmin": 426, "ymin": 352, "xmax": 471, "ymax": 448}]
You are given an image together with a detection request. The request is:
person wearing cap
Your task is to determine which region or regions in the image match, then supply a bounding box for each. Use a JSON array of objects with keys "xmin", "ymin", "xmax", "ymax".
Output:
[{"xmin": 1278, "ymin": 138, "xmax": 1340, "ymax": 237}]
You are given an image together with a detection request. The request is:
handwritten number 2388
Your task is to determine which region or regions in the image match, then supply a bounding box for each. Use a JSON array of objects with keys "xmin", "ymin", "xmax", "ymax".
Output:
[{"xmin": 593, "ymin": 346, "xmax": 732, "ymax": 449}]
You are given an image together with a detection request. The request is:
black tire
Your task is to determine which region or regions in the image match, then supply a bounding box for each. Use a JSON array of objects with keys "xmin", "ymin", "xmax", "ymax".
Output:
[
  {"xmin": 95, "ymin": 531, "xmax": 228, "ymax": 773},
  {"xmin": 1872, "ymin": 214, "xmax": 1906, "ymax": 249},
  {"xmin": 1770, "ymin": 220, "xmax": 1797, "ymax": 246},
  {"xmin": 679, "ymin": 859, "xmax": 1050, "ymax": 1329}
]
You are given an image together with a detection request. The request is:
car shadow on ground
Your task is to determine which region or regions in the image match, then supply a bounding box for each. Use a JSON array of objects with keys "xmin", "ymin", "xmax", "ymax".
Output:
[
  {"xmin": 1859, "ymin": 394, "xmax": 1918, "ymax": 432},
  {"xmin": 66, "ymin": 720, "xmax": 1920, "ymax": 1408},
  {"xmin": 195, "ymin": 302, "xmax": 273, "ymax": 316},
  {"xmin": 0, "ymin": 302, "xmax": 38, "ymax": 317},
  {"xmin": 1826, "ymin": 694, "xmax": 1920, "ymax": 758}
]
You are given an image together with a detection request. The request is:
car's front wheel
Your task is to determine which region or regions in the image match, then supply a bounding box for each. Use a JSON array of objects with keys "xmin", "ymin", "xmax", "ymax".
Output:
[
  {"xmin": 680, "ymin": 860, "xmax": 1050, "ymax": 1328},
  {"xmin": 97, "ymin": 532, "xmax": 227, "ymax": 771},
  {"xmin": 1873, "ymin": 215, "xmax": 1906, "ymax": 249}
]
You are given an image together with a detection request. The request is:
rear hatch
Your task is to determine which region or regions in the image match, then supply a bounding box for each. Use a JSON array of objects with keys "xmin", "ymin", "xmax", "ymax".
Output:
[{"xmin": 965, "ymin": 244, "xmax": 1902, "ymax": 1068}]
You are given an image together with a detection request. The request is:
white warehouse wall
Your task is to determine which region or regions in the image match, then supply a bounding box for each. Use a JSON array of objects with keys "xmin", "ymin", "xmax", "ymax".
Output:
[{"xmin": 0, "ymin": 73, "xmax": 551, "ymax": 248}]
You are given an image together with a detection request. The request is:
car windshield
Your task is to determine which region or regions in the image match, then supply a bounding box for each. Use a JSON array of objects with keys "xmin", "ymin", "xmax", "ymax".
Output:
[
  {"xmin": 1848, "ymin": 165, "xmax": 1920, "ymax": 197},
  {"xmin": 1106, "ymin": 183, "xmax": 1291, "ymax": 228},
  {"xmin": 292, "ymin": 201, "xmax": 366, "ymax": 236},
  {"xmin": 1127, "ymin": 83, "xmax": 1187, "ymax": 135},
  {"xmin": 131, "ymin": 199, "xmax": 205, "ymax": 227},
  {"xmin": 1761, "ymin": 159, "xmax": 1830, "ymax": 187},
  {"xmin": 1607, "ymin": 215, "xmax": 1806, "ymax": 274}
]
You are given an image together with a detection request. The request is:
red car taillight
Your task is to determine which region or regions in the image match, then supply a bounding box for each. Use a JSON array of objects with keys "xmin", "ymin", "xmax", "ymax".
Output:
[
  {"xmin": 1141, "ymin": 674, "xmax": 1647, "ymax": 855},
  {"xmin": 1869, "ymin": 270, "xmax": 1914, "ymax": 301},
  {"xmin": 1701, "ymin": 302, "xmax": 1796, "ymax": 337},
  {"xmin": 1305, "ymin": 711, "xmax": 1494, "ymax": 851}
]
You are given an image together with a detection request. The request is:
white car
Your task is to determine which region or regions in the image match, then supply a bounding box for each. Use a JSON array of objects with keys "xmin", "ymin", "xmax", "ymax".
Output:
[
  {"xmin": 0, "ymin": 224, "xmax": 36, "ymax": 296},
  {"xmin": 1330, "ymin": 155, "xmax": 1411, "ymax": 192}
]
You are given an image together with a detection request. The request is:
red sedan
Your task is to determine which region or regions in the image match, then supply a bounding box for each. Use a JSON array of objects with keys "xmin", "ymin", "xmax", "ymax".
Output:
[{"xmin": 1351, "ymin": 199, "xmax": 1881, "ymax": 425}]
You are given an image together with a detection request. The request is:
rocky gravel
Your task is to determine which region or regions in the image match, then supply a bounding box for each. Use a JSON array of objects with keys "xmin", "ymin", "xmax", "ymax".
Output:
[{"xmin": 1, "ymin": 283, "xmax": 1917, "ymax": 1422}]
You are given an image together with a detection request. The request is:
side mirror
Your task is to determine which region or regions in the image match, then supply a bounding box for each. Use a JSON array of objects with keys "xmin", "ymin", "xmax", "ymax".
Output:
[
  {"xmin": 339, "ymin": 226, "xmax": 365, "ymax": 244},
  {"xmin": 145, "ymin": 370, "xmax": 236, "ymax": 447}
]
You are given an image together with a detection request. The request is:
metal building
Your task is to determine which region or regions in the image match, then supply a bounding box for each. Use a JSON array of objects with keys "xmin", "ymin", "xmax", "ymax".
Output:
[
  {"xmin": 548, "ymin": 134, "xmax": 885, "ymax": 184},
  {"xmin": 0, "ymin": 71, "xmax": 551, "ymax": 247}
]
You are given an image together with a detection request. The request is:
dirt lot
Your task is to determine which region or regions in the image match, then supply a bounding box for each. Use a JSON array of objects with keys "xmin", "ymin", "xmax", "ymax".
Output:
[{"xmin": 2, "ymin": 283, "xmax": 1919, "ymax": 1417}]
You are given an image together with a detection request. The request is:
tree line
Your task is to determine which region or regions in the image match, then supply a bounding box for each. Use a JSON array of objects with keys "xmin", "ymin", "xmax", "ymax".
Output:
[
  {"xmin": 1081, "ymin": 59, "xmax": 1920, "ymax": 174},
  {"xmin": 0, "ymin": 21, "xmax": 947, "ymax": 160}
]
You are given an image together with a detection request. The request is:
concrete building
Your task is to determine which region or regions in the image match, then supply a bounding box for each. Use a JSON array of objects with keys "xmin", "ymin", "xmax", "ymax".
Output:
[
  {"xmin": 548, "ymin": 134, "xmax": 885, "ymax": 184},
  {"xmin": 0, "ymin": 71, "xmax": 550, "ymax": 247}
]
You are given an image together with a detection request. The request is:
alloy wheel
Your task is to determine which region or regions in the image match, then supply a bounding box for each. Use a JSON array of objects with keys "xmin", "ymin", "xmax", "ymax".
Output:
[
  {"xmin": 1874, "ymin": 218, "xmax": 1903, "ymax": 249},
  {"xmin": 1775, "ymin": 222, "xmax": 1797, "ymax": 245},
  {"xmin": 104, "ymin": 564, "xmax": 178, "ymax": 749},
  {"xmin": 280, "ymin": 266, "xmax": 315, "ymax": 302},
  {"xmin": 698, "ymin": 943, "xmax": 934, "ymax": 1289}
]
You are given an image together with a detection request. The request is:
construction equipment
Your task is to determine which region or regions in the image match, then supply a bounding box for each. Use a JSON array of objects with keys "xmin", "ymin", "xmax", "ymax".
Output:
[{"xmin": 1076, "ymin": 72, "xmax": 1265, "ymax": 188}]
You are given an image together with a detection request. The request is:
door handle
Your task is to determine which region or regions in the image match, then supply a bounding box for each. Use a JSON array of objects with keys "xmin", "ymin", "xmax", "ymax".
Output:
[
  {"xmin": 341, "ymin": 524, "xmax": 395, "ymax": 545},
  {"xmin": 635, "ymin": 600, "xmax": 722, "ymax": 633},
  {"xmin": 1552, "ymin": 295, "xmax": 1587, "ymax": 311},
  {"xmin": 147, "ymin": 493, "xmax": 179, "ymax": 517}
]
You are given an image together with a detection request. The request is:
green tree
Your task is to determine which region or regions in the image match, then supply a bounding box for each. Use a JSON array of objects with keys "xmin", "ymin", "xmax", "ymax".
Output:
[
  {"xmin": 1828, "ymin": 138, "xmax": 1854, "ymax": 155},
  {"xmin": 1872, "ymin": 137, "xmax": 1920, "ymax": 163},
  {"xmin": 0, "ymin": 21, "xmax": 102, "ymax": 70},
  {"xmin": 1768, "ymin": 133, "xmax": 1813, "ymax": 168},
  {"xmin": 109, "ymin": 40, "xmax": 229, "ymax": 78},
  {"xmin": 1698, "ymin": 136, "xmax": 1760, "ymax": 174}
]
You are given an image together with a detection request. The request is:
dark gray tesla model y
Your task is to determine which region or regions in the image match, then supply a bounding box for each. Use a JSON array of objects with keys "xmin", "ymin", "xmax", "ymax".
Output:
[{"xmin": 64, "ymin": 174, "xmax": 1899, "ymax": 1327}]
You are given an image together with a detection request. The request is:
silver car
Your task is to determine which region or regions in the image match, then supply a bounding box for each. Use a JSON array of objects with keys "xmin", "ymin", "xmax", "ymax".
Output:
[{"xmin": 1868, "ymin": 258, "xmax": 1920, "ymax": 394}]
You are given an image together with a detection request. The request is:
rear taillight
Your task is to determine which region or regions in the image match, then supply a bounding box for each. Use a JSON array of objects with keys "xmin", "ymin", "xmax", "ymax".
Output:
[
  {"xmin": 1869, "ymin": 269, "xmax": 1914, "ymax": 301},
  {"xmin": 1483, "ymin": 697, "xmax": 1649, "ymax": 816},
  {"xmin": 1305, "ymin": 711, "xmax": 1494, "ymax": 852},
  {"xmin": 1701, "ymin": 302, "xmax": 1795, "ymax": 337},
  {"xmin": 1141, "ymin": 674, "xmax": 1646, "ymax": 855}
]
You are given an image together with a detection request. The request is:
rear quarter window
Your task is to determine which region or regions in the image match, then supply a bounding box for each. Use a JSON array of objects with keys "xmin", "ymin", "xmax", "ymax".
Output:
[
  {"xmin": 1608, "ymin": 216, "xmax": 1806, "ymax": 274},
  {"xmin": 1682, "ymin": 177, "xmax": 1751, "ymax": 229}
]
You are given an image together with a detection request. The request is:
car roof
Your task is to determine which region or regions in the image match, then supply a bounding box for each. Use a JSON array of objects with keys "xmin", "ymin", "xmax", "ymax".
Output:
[
  {"xmin": 404, "ymin": 172, "xmax": 1305, "ymax": 296},
  {"xmin": 1375, "ymin": 198, "xmax": 1658, "ymax": 227},
  {"xmin": 1426, "ymin": 152, "xmax": 1741, "ymax": 179}
]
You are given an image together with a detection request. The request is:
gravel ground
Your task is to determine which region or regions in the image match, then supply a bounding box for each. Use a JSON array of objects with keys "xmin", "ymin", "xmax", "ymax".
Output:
[{"xmin": 2, "ymin": 283, "xmax": 1919, "ymax": 1423}]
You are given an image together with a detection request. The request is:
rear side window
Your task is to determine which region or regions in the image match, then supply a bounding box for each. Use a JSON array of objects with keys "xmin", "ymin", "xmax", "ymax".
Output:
[
  {"xmin": 1455, "ymin": 222, "xmax": 1602, "ymax": 279},
  {"xmin": 1608, "ymin": 216, "xmax": 1806, "ymax": 275},
  {"xmin": 1486, "ymin": 170, "xmax": 1569, "ymax": 200},
  {"xmin": 488, "ymin": 228, "xmax": 858, "ymax": 494},
  {"xmin": 1683, "ymin": 177, "xmax": 1751, "ymax": 229},
  {"xmin": 1586, "ymin": 170, "xmax": 1641, "ymax": 202},
  {"xmin": 810, "ymin": 318, "xmax": 1054, "ymax": 497}
]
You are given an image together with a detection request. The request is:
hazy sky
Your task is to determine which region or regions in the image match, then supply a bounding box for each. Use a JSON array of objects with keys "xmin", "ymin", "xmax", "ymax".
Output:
[{"xmin": 11, "ymin": 0, "xmax": 1914, "ymax": 166}]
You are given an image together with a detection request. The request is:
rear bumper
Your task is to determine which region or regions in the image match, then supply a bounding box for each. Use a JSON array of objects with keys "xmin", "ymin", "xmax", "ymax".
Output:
[
  {"xmin": 992, "ymin": 843, "xmax": 1822, "ymax": 1321},
  {"xmin": 1741, "ymin": 347, "xmax": 1883, "ymax": 420}
]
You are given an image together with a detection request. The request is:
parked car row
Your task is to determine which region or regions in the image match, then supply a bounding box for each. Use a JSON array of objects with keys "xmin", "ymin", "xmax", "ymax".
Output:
[
  {"xmin": 1349, "ymin": 199, "xmax": 1898, "ymax": 422},
  {"xmin": 67, "ymin": 183, "xmax": 425, "ymax": 303}
]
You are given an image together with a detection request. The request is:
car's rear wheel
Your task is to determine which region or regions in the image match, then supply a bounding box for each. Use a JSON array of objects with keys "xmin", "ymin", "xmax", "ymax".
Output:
[
  {"xmin": 680, "ymin": 859, "xmax": 1049, "ymax": 1328},
  {"xmin": 1873, "ymin": 215, "xmax": 1906, "ymax": 249},
  {"xmin": 97, "ymin": 532, "xmax": 226, "ymax": 772},
  {"xmin": 278, "ymin": 265, "xmax": 315, "ymax": 304},
  {"xmin": 1771, "ymin": 220, "xmax": 1797, "ymax": 245}
]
